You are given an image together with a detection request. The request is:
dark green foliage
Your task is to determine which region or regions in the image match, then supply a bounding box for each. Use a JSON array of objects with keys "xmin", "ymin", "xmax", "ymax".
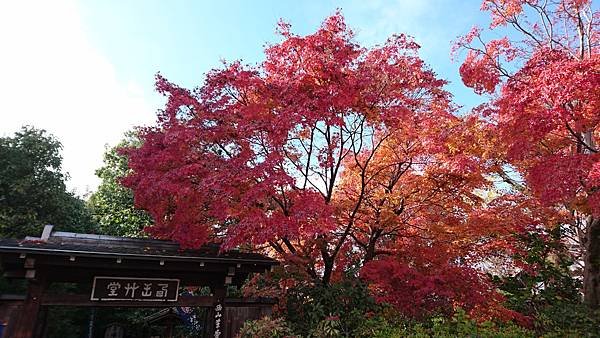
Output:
[
  {"xmin": 285, "ymin": 279, "xmax": 378, "ymax": 337},
  {"xmin": 535, "ymin": 302, "xmax": 600, "ymax": 337},
  {"xmin": 244, "ymin": 309, "xmax": 535, "ymax": 338},
  {"xmin": 88, "ymin": 132, "xmax": 152, "ymax": 237},
  {"xmin": 0, "ymin": 277, "xmax": 26, "ymax": 294},
  {"xmin": 493, "ymin": 227, "xmax": 600, "ymax": 335},
  {"xmin": 494, "ymin": 228, "xmax": 581, "ymax": 313},
  {"xmin": 45, "ymin": 307, "xmax": 91, "ymax": 338},
  {"xmin": 355, "ymin": 309, "xmax": 535, "ymax": 338},
  {"xmin": 0, "ymin": 126, "xmax": 97, "ymax": 238}
]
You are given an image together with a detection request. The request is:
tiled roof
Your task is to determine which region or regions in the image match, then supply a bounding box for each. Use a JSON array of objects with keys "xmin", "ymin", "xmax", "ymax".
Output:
[{"xmin": 0, "ymin": 231, "xmax": 277, "ymax": 265}]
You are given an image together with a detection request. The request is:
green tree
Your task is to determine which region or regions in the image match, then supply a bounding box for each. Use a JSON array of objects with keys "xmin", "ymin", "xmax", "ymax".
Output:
[
  {"xmin": 88, "ymin": 132, "xmax": 152, "ymax": 237},
  {"xmin": 493, "ymin": 227, "xmax": 600, "ymax": 335},
  {"xmin": 0, "ymin": 126, "xmax": 97, "ymax": 238}
]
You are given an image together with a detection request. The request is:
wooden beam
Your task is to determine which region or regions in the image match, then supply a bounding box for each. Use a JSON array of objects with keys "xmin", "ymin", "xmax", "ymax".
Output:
[
  {"xmin": 40, "ymin": 293, "xmax": 276, "ymax": 308},
  {"xmin": 3, "ymin": 270, "xmax": 25, "ymax": 278},
  {"xmin": 224, "ymin": 298, "xmax": 277, "ymax": 307},
  {"xmin": 13, "ymin": 265, "xmax": 235, "ymax": 286},
  {"xmin": 42, "ymin": 294, "xmax": 215, "ymax": 307}
]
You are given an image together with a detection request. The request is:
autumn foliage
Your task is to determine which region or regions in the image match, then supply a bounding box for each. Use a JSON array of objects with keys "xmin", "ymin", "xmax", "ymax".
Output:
[
  {"xmin": 121, "ymin": 12, "xmax": 513, "ymax": 318},
  {"xmin": 123, "ymin": 1, "xmax": 599, "ymax": 321},
  {"xmin": 361, "ymin": 244, "xmax": 498, "ymax": 319},
  {"xmin": 455, "ymin": 0, "xmax": 600, "ymax": 308}
]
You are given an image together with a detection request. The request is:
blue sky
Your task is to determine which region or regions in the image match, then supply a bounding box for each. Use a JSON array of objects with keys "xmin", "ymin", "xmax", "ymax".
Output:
[
  {"xmin": 79, "ymin": 0, "xmax": 489, "ymax": 105},
  {"xmin": 0, "ymin": 0, "xmax": 493, "ymax": 194}
]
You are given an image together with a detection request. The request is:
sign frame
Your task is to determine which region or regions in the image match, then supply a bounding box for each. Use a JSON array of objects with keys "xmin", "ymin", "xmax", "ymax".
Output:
[{"xmin": 90, "ymin": 276, "xmax": 180, "ymax": 302}]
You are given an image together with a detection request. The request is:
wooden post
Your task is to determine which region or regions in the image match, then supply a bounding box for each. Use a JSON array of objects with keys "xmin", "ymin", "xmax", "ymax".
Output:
[
  {"xmin": 86, "ymin": 307, "xmax": 96, "ymax": 338},
  {"xmin": 13, "ymin": 275, "xmax": 47, "ymax": 338},
  {"xmin": 32, "ymin": 306, "xmax": 48, "ymax": 338},
  {"xmin": 164, "ymin": 318, "xmax": 174, "ymax": 338}
]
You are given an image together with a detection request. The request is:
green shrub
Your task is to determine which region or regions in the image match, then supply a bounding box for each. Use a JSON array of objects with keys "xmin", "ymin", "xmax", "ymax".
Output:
[
  {"xmin": 535, "ymin": 302, "xmax": 600, "ymax": 337},
  {"xmin": 237, "ymin": 316, "xmax": 296, "ymax": 338},
  {"xmin": 242, "ymin": 307, "xmax": 598, "ymax": 337},
  {"xmin": 425, "ymin": 309, "xmax": 534, "ymax": 338},
  {"xmin": 355, "ymin": 315, "xmax": 405, "ymax": 338},
  {"xmin": 492, "ymin": 227, "xmax": 600, "ymax": 336},
  {"xmin": 285, "ymin": 279, "xmax": 378, "ymax": 337},
  {"xmin": 355, "ymin": 309, "xmax": 535, "ymax": 338}
]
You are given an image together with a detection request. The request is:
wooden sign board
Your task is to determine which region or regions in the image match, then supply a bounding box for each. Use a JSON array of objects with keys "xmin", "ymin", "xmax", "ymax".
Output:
[{"xmin": 91, "ymin": 276, "xmax": 179, "ymax": 301}]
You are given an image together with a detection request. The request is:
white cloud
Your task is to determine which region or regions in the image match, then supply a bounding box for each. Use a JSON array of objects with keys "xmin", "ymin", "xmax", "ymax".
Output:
[
  {"xmin": 346, "ymin": 0, "xmax": 470, "ymax": 61},
  {"xmin": 0, "ymin": 0, "xmax": 157, "ymax": 195},
  {"xmin": 348, "ymin": 0, "xmax": 436, "ymax": 44}
]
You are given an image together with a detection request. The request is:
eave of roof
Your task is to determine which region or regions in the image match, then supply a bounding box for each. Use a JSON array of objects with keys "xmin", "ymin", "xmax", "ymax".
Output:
[
  {"xmin": 0, "ymin": 245, "xmax": 278, "ymax": 265},
  {"xmin": 0, "ymin": 228, "xmax": 278, "ymax": 266}
]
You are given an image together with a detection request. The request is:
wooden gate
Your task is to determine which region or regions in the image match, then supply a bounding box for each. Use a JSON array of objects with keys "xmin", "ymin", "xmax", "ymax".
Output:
[{"xmin": 0, "ymin": 226, "xmax": 278, "ymax": 338}]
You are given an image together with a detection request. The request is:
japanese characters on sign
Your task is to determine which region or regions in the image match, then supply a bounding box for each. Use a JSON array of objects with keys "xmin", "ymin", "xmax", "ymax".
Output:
[
  {"xmin": 91, "ymin": 277, "xmax": 179, "ymax": 301},
  {"xmin": 214, "ymin": 302, "xmax": 223, "ymax": 338}
]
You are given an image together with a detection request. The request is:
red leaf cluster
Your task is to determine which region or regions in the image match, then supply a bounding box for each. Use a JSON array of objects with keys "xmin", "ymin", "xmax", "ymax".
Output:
[{"xmin": 361, "ymin": 245, "xmax": 500, "ymax": 319}]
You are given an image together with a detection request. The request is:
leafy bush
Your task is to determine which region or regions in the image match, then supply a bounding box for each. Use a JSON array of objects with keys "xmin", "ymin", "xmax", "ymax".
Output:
[
  {"xmin": 424, "ymin": 310, "xmax": 534, "ymax": 338},
  {"xmin": 356, "ymin": 309, "xmax": 534, "ymax": 338},
  {"xmin": 355, "ymin": 315, "xmax": 406, "ymax": 338},
  {"xmin": 535, "ymin": 302, "xmax": 600, "ymax": 337},
  {"xmin": 243, "ymin": 306, "xmax": 598, "ymax": 337},
  {"xmin": 237, "ymin": 316, "xmax": 296, "ymax": 338},
  {"xmin": 285, "ymin": 279, "xmax": 378, "ymax": 337}
]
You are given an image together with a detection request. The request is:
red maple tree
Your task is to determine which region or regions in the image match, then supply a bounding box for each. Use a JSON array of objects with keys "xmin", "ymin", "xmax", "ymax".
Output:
[
  {"xmin": 124, "ymin": 12, "xmax": 515, "ymax": 317},
  {"xmin": 456, "ymin": 0, "xmax": 600, "ymax": 307}
]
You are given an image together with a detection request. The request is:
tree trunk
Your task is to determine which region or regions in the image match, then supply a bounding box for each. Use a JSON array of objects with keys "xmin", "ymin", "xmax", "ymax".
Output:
[
  {"xmin": 582, "ymin": 130, "xmax": 598, "ymax": 308},
  {"xmin": 583, "ymin": 216, "xmax": 600, "ymax": 308},
  {"xmin": 322, "ymin": 258, "xmax": 334, "ymax": 286}
]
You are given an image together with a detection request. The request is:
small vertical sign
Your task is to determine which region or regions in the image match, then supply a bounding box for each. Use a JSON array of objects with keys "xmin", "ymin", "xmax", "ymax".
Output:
[{"xmin": 213, "ymin": 302, "xmax": 223, "ymax": 338}]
